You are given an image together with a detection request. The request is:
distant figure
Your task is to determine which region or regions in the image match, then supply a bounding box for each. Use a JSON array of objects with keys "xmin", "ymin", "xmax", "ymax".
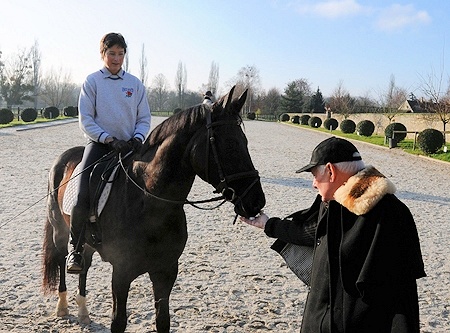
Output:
[{"xmin": 203, "ymin": 90, "xmax": 214, "ymax": 107}]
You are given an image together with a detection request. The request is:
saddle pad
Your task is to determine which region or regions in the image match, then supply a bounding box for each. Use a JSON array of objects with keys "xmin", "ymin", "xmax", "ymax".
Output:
[{"xmin": 62, "ymin": 162, "xmax": 119, "ymax": 217}]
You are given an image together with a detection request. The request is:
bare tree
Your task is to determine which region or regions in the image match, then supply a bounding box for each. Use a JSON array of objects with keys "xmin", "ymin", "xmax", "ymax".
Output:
[
  {"xmin": 139, "ymin": 43, "xmax": 148, "ymax": 86},
  {"xmin": 123, "ymin": 52, "xmax": 130, "ymax": 72},
  {"xmin": 40, "ymin": 67, "xmax": 77, "ymax": 108},
  {"xmin": 233, "ymin": 65, "xmax": 261, "ymax": 113},
  {"xmin": 376, "ymin": 74, "xmax": 407, "ymax": 122},
  {"xmin": 207, "ymin": 61, "xmax": 219, "ymax": 96},
  {"xmin": 420, "ymin": 67, "xmax": 450, "ymax": 138},
  {"xmin": 0, "ymin": 48, "xmax": 33, "ymax": 108},
  {"xmin": 175, "ymin": 61, "xmax": 187, "ymax": 109},
  {"xmin": 151, "ymin": 73, "xmax": 170, "ymax": 111},
  {"xmin": 30, "ymin": 40, "xmax": 42, "ymax": 109},
  {"xmin": 328, "ymin": 81, "xmax": 355, "ymax": 119}
]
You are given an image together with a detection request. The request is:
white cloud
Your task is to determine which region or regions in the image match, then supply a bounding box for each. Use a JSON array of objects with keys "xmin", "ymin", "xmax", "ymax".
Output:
[
  {"xmin": 292, "ymin": 0, "xmax": 368, "ymax": 18},
  {"xmin": 376, "ymin": 4, "xmax": 431, "ymax": 31}
]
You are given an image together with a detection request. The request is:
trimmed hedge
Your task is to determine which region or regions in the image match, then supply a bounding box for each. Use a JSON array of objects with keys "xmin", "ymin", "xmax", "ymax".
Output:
[
  {"xmin": 0, "ymin": 108, "xmax": 14, "ymax": 124},
  {"xmin": 356, "ymin": 120, "xmax": 375, "ymax": 137},
  {"xmin": 385, "ymin": 122, "xmax": 407, "ymax": 142},
  {"xmin": 417, "ymin": 129, "xmax": 444, "ymax": 154},
  {"xmin": 279, "ymin": 113, "xmax": 290, "ymax": 122},
  {"xmin": 63, "ymin": 106, "xmax": 78, "ymax": 117},
  {"xmin": 43, "ymin": 106, "xmax": 60, "ymax": 119},
  {"xmin": 323, "ymin": 118, "xmax": 338, "ymax": 130},
  {"xmin": 340, "ymin": 119, "xmax": 356, "ymax": 134},
  {"xmin": 291, "ymin": 115, "xmax": 300, "ymax": 124},
  {"xmin": 21, "ymin": 108, "xmax": 38, "ymax": 122},
  {"xmin": 308, "ymin": 116, "xmax": 322, "ymax": 128},
  {"xmin": 247, "ymin": 112, "xmax": 256, "ymax": 120},
  {"xmin": 300, "ymin": 114, "xmax": 310, "ymax": 125}
]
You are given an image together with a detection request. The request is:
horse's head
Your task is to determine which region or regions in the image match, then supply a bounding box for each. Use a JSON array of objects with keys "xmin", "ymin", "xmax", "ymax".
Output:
[{"xmin": 190, "ymin": 86, "xmax": 266, "ymax": 218}]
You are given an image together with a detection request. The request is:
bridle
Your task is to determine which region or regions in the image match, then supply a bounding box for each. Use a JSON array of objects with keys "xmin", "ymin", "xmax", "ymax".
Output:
[
  {"xmin": 119, "ymin": 106, "xmax": 260, "ymax": 212},
  {"xmin": 204, "ymin": 106, "xmax": 260, "ymax": 206}
]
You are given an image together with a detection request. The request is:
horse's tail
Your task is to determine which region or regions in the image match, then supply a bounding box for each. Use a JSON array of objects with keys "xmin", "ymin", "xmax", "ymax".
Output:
[{"xmin": 42, "ymin": 213, "xmax": 59, "ymax": 294}]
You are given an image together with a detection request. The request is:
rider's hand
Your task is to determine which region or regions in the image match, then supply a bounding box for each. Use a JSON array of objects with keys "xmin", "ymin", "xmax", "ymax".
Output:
[
  {"xmin": 128, "ymin": 137, "xmax": 143, "ymax": 152},
  {"xmin": 109, "ymin": 138, "xmax": 130, "ymax": 154}
]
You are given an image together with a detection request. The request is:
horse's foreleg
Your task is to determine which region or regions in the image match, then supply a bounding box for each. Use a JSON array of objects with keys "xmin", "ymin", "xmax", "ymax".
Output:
[
  {"xmin": 149, "ymin": 263, "xmax": 178, "ymax": 333},
  {"xmin": 111, "ymin": 269, "xmax": 132, "ymax": 333}
]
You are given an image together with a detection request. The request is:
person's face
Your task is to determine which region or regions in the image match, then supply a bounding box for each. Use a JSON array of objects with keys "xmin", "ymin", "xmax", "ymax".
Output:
[
  {"xmin": 102, "ymin": 45, "xmax": 125, "ymax": 75},
  {"xmin": 311, "ymin": 163, "xmax": 339, "ymax": 202}
]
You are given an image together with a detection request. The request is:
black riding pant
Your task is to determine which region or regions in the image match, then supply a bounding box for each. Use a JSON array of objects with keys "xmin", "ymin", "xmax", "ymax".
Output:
[{"xmin": 70, "ymin": 141, "xmax": 112, "ymax": 247}]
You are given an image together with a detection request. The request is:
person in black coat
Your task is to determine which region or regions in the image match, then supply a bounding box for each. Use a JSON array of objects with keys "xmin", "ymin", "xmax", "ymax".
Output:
[{"xmin": 241, "ymin": 137, "xmax": 425, "ymax": 333}]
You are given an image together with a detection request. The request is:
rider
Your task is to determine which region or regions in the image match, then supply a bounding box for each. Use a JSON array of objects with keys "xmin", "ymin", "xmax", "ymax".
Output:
[{"xmin": 66, "ymin": 32, "xmax": 151, "ymax": 273}]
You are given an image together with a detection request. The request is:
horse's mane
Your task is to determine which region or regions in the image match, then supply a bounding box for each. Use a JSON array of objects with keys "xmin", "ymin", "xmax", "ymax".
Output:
[
  {"xmin": 144, "ymin": 92, "xmax": 244, "ymax": 154},
  {"xmin": 147, "ymin": 104, "xmax": 209, "ymax": 146}
]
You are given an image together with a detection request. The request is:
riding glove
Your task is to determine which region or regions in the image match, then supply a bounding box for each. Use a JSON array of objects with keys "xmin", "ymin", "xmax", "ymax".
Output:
[
  {"xmin": 128, "ymin": 137, "xmax": 143, "ymax": 152},
  {"xmin": 109, "ymin": 138, "xmax": 130, "ymax": 154}
]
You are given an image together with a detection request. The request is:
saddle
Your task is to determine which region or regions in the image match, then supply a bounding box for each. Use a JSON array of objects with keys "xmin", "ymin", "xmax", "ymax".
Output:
[{"xmin": 62, "ymin": 153, "xmax": 121, "ymax": 244}]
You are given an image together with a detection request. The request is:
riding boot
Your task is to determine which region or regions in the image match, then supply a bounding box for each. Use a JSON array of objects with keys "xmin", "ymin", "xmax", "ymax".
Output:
[{"xmin": 67, "ymin": 206, "xmax": 88, "ymax": 274}]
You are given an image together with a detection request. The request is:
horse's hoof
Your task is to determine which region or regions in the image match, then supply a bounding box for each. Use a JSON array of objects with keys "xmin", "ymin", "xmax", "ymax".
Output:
[
  {"xmin": 56, "ymin": 291, "xmax": 69, "ymax": 317},
  {"xmin": 76, "ymin": 294, "xmax": 91, "ymax": 324},
  {"xmin": 56, "ymin": 307, "xmax": 69, "ymax": 317},
  {"xmin": 79, "ymin": 314, "xmax": 92, "ymax": 325}
]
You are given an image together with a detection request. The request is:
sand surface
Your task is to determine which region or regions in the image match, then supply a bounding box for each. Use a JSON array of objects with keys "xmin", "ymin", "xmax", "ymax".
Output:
[{"xmin": 0, "ymin": 118, "xmax": 449, "ymax": 332}]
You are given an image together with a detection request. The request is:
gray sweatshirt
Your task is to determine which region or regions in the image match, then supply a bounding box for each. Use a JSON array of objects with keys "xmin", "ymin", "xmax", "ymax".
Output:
[{"xmin": 78, "ymin": 67, "xmax": 151, "ymax": 143}]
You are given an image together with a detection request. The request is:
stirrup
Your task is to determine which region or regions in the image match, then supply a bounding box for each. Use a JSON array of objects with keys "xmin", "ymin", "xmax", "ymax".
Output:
[{"xmin": 66, "ymin": 251, "xmax": 85, "ymax": 274}]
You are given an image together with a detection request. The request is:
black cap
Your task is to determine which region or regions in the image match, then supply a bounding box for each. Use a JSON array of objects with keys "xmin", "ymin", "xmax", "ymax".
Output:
[{"xmin": 296, "ymin": 137, "xmax": 362, "ymax": 173}]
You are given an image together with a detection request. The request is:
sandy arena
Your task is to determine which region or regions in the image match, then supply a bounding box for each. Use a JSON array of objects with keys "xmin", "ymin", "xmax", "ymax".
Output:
[{"xmin": 0, "ymin": 117, "xmax": 449, "ymax": 332}]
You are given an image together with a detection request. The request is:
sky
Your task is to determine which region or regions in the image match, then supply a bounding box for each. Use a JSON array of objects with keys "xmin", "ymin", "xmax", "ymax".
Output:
[{"xmin": 1, "ymin": 0, "xmax": 449, "ymax": 99}]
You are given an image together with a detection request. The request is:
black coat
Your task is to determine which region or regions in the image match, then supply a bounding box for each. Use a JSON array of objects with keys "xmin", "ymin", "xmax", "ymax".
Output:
[{"xmin": 265, "ymin": 167, "xmax": 426, "ymax": 333}]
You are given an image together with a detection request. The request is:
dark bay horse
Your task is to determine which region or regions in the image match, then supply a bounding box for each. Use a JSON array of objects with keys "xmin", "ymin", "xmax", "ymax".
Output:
[{"xmin": 42, "ymin": 86, "xmax": 266, "ymax": 333}]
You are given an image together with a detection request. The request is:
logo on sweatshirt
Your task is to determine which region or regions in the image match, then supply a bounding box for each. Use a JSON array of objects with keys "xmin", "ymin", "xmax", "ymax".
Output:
[{"xmin": 122, "ymin": 87, "xmax": 134, "ymax": 98}]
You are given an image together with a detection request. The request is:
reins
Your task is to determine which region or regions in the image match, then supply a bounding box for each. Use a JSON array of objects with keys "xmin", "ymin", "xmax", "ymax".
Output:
[{"xmin": 117, "ymin": 153, "xmax": 227, "ymax": 210}]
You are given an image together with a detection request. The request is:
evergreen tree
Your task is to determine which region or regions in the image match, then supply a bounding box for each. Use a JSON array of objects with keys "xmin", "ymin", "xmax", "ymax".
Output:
[
  {"xmin": 309, "ymin": 87, "xmax": 325, "ymax": 113},
  {"xmin": 280, "ymin": 79, "xmax": 310, "ymax": 113}
]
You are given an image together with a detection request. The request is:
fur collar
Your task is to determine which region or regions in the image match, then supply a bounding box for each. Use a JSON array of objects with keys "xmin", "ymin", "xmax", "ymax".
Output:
[{"xmin": 333, "ymin": 166, "xmax": 396, "ymax": 215}]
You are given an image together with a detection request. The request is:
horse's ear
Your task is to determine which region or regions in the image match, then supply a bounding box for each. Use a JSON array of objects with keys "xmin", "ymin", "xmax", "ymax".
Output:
[
  {"xmin": 224, "ymin": 85, "xmax": 236, "ymax": 110},
  {"xmin": 236, "ymin": 89, "xmax": 248, "ymax": 110},
  {"xmin": 217, "ymin": 85, "xmax": 236, "ymax": 109}
]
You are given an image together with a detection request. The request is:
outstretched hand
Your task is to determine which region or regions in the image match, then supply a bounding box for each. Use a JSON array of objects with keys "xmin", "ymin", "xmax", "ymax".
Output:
[{"xmin": 240, "ymin": 212, "xmax": 269, "ymax": 229}]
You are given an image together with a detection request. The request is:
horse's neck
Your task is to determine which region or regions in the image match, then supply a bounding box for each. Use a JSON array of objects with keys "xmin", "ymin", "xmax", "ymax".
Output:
[{"xmin": 141, "ymin": 135, "xmax": 197, "ymax": 200}]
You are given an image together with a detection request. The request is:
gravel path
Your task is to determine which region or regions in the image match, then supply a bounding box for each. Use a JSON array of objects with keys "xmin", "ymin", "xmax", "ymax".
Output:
[{"xmin": 0, "ymin": 118, "xmax": 448, "ymax": 332}]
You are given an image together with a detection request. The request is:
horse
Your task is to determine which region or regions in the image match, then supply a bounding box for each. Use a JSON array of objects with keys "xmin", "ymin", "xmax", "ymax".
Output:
[{"xmin": 42, "ymin": 86, "xmax": 266, "ymax": 333}]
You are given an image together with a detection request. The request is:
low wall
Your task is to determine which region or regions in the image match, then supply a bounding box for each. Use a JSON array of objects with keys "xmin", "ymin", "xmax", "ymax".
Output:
[{"xmin": 291, "ymin": 113, "xmax": 445, "ymax": 139}]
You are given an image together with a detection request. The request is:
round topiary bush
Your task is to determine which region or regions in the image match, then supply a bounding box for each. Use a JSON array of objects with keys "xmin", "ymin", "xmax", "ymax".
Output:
[
  {"xmin": 356, "ymin": 120, "xmax": 375, "ymax": 137},
  {"xmin": 291, "ymin": 115, "xmax": 300, "ymax": 124},
  {"xmin": 63, "ymin": 106, "xmax": 78, "ymax": 117},
  {"xmin": 20, "ymin": 108, "xmax": 38, "ymax": 122},
  {"xmin": 340, "ymin": 119, "xmax": 356, "ymax": 134},
  {"xmin": 43, "ymin": 106, "xmax": 60, "ymax": 119},
  {"xmin": 385, "ymin": 122, "xmax": 407, "ymax": 142},
  {"xmin": 0, "ymin": 108, "xmax": 14, "ymax": 124},
  {"xmin": 279, "ymin": 113, "xmax": 290, "ymax": 122},
  {"xmin": 300, "ymin": 114, "xmax": 310, "ymax": 125},
  {"xmin": 246, "ymin": 112, "xmax": 256, "ymax": 120},
  {"xmin": 323, "ymin": 118, "xmax": 338, "ymax": 130},
  {"xmin": 308, "ymin": 116, "xmax": 322, "ymax": 128},
  {"xmin": 417, "ymin": 128, "xmax": 444, "ymax": 154}
]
